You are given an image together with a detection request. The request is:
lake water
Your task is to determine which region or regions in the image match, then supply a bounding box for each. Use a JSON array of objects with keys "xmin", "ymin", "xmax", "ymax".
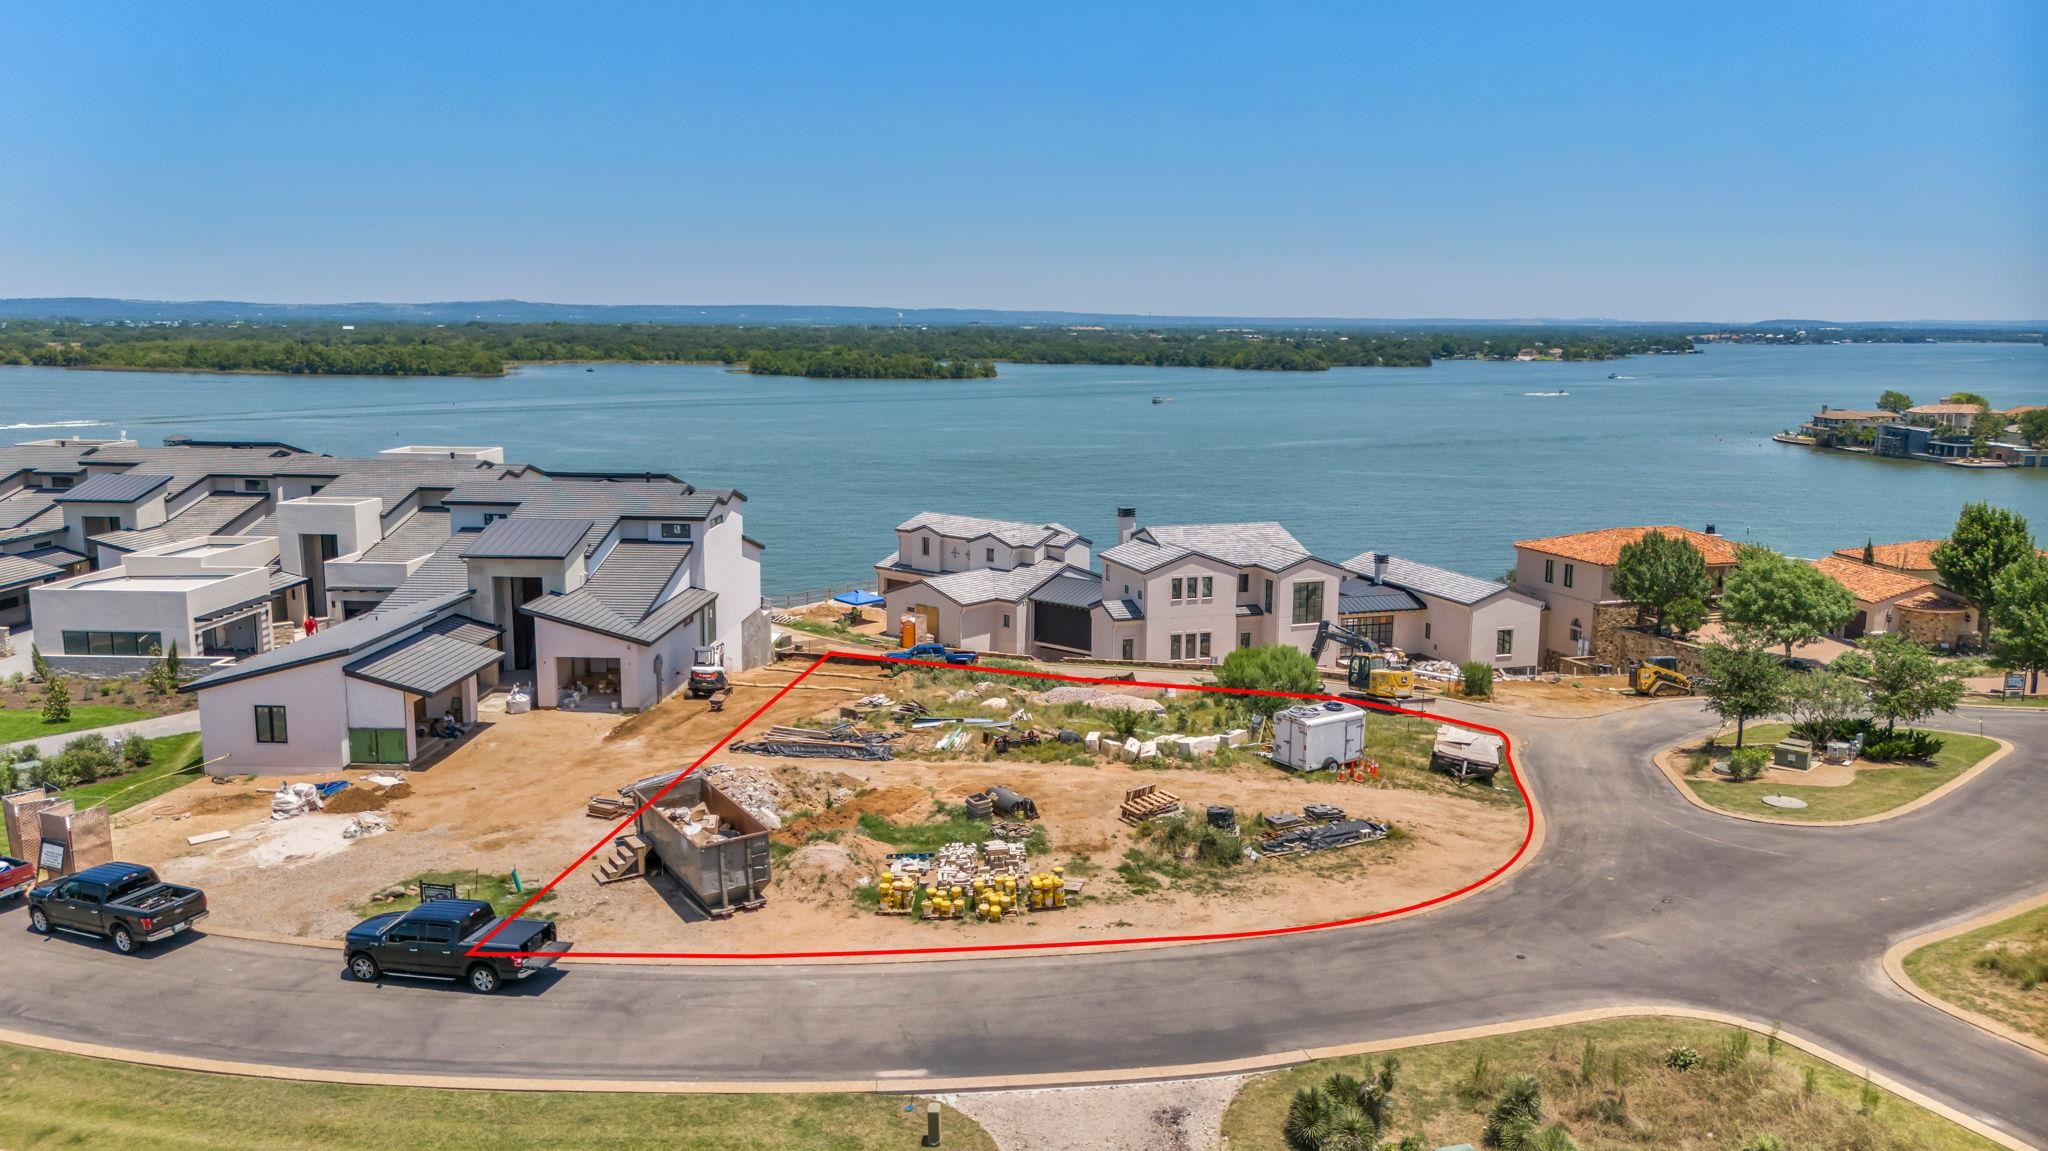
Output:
[{"xmin": 3, "ymin": 343, "xmax": 2044, "ymax": 594}]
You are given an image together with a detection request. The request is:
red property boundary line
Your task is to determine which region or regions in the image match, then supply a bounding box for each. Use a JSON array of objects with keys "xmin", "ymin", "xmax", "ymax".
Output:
[{"xmin": 470, "ymin": 651, "xmax": 1535, "ymax": 961}]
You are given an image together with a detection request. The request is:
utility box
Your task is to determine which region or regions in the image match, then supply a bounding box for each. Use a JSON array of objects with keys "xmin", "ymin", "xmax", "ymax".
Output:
[
  {"xmin": 1270, "ymin": 702, "xmax": 1365, "ymax": 771},
  {"xmin": 1772, "ymin": 737, "xmax": 1814, "ymax": 771},
  {"xmin": 629, "ymin": 772, "xmax": 772, "ymax": 916}
]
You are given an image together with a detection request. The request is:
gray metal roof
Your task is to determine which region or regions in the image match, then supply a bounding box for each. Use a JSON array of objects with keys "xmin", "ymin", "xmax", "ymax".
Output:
[
  {"xmin": 1028, "ymin": 571, "xmax": 1104, "ymax": 609},
  {"xmin": 90, "ymin": 493, "xmax": 268, "ymax": 553},
  {"xmin": 520, "ymin": 541, "xmax": 711, "ymax": 644},
  {"xmin": 345, "ymin": 631, "xmax": 502, "ymax": 694},
  {"xmin": 18, "ymin": 544, "xmax": 85, "ymax": 568},
  {"xmin": 421, "ymin": 614, "xmax": 502, "ymax": 646},
  {"xmin": 443, "ymin": 477, "xmax": 735, "ymax": 556},
  {"xmin": 54, "ymin": 472, "xmax": 171, "ymax": 504},
  {"xmin": 359, "ymin": 508, "xmax": 453, "ymax": 563},
  {"xmin": 0, "ymin": 554, "xmax": 61, "ymax": 591},
  {"xmin": 1342, "ymin": 552, "xmax": 1507, "ymax": 606},
  {"xmin": 1103, "ymin": 598, "xmax": 1144, "ymax": 621},
  {"xmin": 896, "ymin": 512, "xmax": 1087, "ymax": 549},
  {"xmin": 1338, "ymin": 579, "xmax": 1427, "ymax": 615},
  {"xmin": 183, "ymin": 590, "xmax": 474, "ymax": 691},
  {"xmin": 1101, "ymin": 522, "xmax": 1315, "ymax": 573},
  {"xmin": 380, "ymin": 532, "xmax": 478, "ymax": 608},
  {"xmin": 463, "ymin": 515, "xmax": 595, "ymax": 559}
]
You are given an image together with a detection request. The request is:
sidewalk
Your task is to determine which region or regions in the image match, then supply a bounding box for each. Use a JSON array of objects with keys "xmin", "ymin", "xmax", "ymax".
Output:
[{"xmin": 5, "ymin": 711, "xmax": 201, "ymax": 760}]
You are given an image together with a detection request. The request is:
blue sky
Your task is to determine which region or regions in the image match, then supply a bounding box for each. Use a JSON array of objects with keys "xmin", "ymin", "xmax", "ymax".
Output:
[{"xmin": 1, "ymin": 2, "xmax": 2041, "ymax": 320}]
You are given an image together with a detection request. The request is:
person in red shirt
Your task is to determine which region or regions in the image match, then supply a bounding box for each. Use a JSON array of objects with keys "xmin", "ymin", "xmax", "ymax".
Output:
[{"xmin": 304, "ymin": 616, "xmax": 318, "ymax": 637}]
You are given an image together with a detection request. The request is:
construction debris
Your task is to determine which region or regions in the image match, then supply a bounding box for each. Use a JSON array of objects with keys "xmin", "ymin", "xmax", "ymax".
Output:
[
  {"xmin": 186, "ymin": 830, "xmax": 232, "ymax": 846},
  {"xmin": 854, "ymin": 693, "xmax": 894, "ymax": 709},
  {"xmin": 1302, "ymin": 803, "xmax": 1347, "ymax": 822},
  {"xmin": 731, "ymin": 732, "xmax": 895, "ymax": 761},
  {"xmin": 1258, "ymin": 818, "xmax": 1390, "ymax": 856},
  {"xmin": 341, "ymin": 812, "xmax": 392, "ymax": 840},
  {"xmin": 697, "ymin": 763, "xmax": 783, "ymax": 828},
  {"xmin": 270, "ymin": 781, "xmax": 345, "ymax": 820},
  {"xmin": 586, "ymin": 794, "xmax": 636, "ymax": 820},
  {"xmin": 1119, "ymin": 784, "xmax": 1183, "ymax": 825}
]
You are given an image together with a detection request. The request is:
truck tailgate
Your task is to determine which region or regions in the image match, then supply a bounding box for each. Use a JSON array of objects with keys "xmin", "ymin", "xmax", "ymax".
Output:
[{"xmin": 519, "ymin": 940, "xmax": 573, "ymax": 970}]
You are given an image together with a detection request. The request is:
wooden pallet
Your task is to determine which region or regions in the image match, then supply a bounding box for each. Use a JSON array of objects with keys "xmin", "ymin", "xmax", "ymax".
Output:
[
  {"xmin": 1119, "ymin": 784, "xmax": 1183, "ymax": 825},
  {"xmin": 586, "ymin": 795, "xmax": 635, "ymax": 820}
]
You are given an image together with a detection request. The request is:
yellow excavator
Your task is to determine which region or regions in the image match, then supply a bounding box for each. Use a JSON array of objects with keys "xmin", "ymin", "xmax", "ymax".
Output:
[
  {"xmin": 1630, "ymin": 655, "xmax": 1694, "ymax": 697},
  {"xmin": 1310, "ymin": 620, "xmax": 1416, "ymax": 702}
]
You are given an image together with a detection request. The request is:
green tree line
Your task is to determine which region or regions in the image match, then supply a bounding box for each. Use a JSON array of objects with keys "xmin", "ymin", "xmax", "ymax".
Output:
[{"xmin": 0, "ymin": 320, "xmax": 1697, "ymax": 379}]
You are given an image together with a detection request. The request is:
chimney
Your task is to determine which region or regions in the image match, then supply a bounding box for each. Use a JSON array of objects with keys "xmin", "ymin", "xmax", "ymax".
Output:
[
  {"xmin": 1116, "ymin": 506, "xmax": 1137, "ymax": 545},
  {"xmin": 1372, "ymin": 552, "xmax": 1389, "ymax": 585},
  {"xmin": 1704, "ymin": 524, "xmax": 1717, "ymax": 536}
]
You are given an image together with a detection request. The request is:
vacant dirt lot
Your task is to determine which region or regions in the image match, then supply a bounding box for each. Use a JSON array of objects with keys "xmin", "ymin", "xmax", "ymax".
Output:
[{"xmin": 115, "ymin": 659, "xmax": 1526, "ymax": 953}]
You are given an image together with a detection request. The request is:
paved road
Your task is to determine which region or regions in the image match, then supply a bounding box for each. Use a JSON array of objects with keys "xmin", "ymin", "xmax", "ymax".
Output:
[
  {"xmin": 1, "ymin": 701, "xmax": 2043, "ymax": 1145},
  {"xmin": 5, "ymin": 710, "xmax": 201, "ymax": 759}
]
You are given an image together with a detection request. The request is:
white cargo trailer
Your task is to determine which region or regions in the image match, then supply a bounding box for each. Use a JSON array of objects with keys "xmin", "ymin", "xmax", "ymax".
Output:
[{"xmin": 1269, "ymin": 702, "xmax": 1365, "ymax": 771}]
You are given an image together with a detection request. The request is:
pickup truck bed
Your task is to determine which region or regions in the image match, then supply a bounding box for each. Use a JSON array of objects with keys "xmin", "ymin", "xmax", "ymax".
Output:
[
  {"xmin": 29, "ymin": 862, "xmax": 208, "ymax": 953},
  {"xmin": 0, "ymin": 855, "xmax": 33, "ymax": 901}
]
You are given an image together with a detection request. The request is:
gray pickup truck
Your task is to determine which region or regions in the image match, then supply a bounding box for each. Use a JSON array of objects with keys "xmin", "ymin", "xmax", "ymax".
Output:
[
  {"xmin": 28, "ymin": 862, "xmax": 209, "ymax": 954},
  {"xmin": 344, "ymin": 899, "xmax": 569, "ymax": 993}
]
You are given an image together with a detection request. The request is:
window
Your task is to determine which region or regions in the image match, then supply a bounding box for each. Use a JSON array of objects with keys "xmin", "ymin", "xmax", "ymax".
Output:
[
  {"xmin": 1240, "ymin": 632, "xmax": 1251, "ymax": 649},
  {"xmin": 420, "ymin": 922, "xmax": 454, "ymax": 945},
  {"xmin": 1563, "ymin": 563, "xmax": 1575, "ymax": 589},
  {"xmin": 482, "ymin": 512, "xmax": 505, "ymax": 525},
  {"xmin": 1122, "ymin": 638, "xmax": 1134, "ymax": 661},
  {"xmin": 659, "ymin": 522, "xmax": 691, "ymax": 541},
  {"xmin": 920, "ymin": 536, "xmax": 931, "ymax": 557},
  {"xmin": 1290, "ymin": 581, "xmax": 1325, "ymax": 625},
  {"xmin": 243, "ymin": 478, "xmax": 266, "ymax": 492},
  {"xmin": 0, "ymin": 595, "xmax": 18, "ymax": 611},
  {"xmin": 49, "ymin": 475, "xmax": 73, "ymax": 489},
  {"xmin": 1264, "ymin": 579, "xmax": 1274, "ymax": 613},
  {"xmin": 1496, "ymin": 628, "xmax": 1514, "ymax": 656},
  {"xmin": 1543, "ymin": 559, "xmax": 1554, "ymax": 583},
  {"xmin": 1001, "ymin": 613, "xmax": 1011, "ymax": 628},
  {"xmin": 62, "ymin": 630, "xmax": 158, "ymax": 656},
  {"xmin": 1171, "ymin": 577, "xmax": 1184, "ymax": 601},
  {"xmin": 1170, "ymin": 634, "xmax": 1182, "ymax": 660},
  {"xmin": 1424, "ymin": 621, "xmax": 1432, "ymax": 640},
  {"xmin": 1348, "ymin": 614, "xmax": 1393, "ymax": 647},
  {"xmin": 700, "ymin": 602, "xmax": 718, "ymax": 646},
  {"xmin": 1569, "ymin": 619, "xmax": 1582, "ymax": 643},
  {"xmin": 255, "ymin": 705, "xmax": 288, "ymax": 744},
  {"xmin": 385, "ymin": 921, "xmax": 418, "ymax": 944},
  {"xmin": 1201, "ymin": 576, "xmax": 1213, "ymax": 600},
  {"xmin": 1199, "ymin": 632, "xmax": 1212, "ymax": 658},
  {"xmin": 1238, "ymin": 573, "xmax": 1249, "ymax": 594}
]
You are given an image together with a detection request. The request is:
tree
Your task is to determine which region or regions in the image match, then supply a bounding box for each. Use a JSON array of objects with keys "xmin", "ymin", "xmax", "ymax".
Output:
[
  {"xmin": 1698, "ymin": 641, "xmax": 1788, "ymax": 747},
  {"xmin": 1483, "ymin": 1075, "xmax": 1545, "ymax": 1149},
  {"xmin": 1943, "ymin": 391, "xmax": 1990, "ymax": 407},
  {"xmin": 1863, "ymin": 633, "xmax": 1966, "ymax": 732},
  {"xmin": 1829, "ymin": 649, "xmax": 1875, "ymax": 680},
  {"xmin": 2018, "ymin": 409, "xmax": 2048, "ymax": 448},
  {"xmin": 1215, "ymin": 644, "xmax": 1323, "ymax": 720},
  {"xmin": 1876, "ymin": 389, "xmax": 1913, "ymax": 413},
  {"xmin": 1932, "ymin": 503, "xmax": 2035, "ymax": 619},
  {"xmin": 1970, "ymin": 409, "xmax": 2007, "ymax": 456},
  {"xmin": 1719, "ymin": 545, "xmax": 1855, "ymax": 655},
  {"xmin": 1610, "ymin": 530, "xmax": 1710, "ymax": 632},
  {"xmin": 1664, "ymin": 596, "xmax": 1706, "ymax": 638},
  {"xmin": 40, "ymin": 675, "xmax": 71, "ymax": 724},
  {"xmin": 1778, "ymin": 670, "xmax": 1867, "ymax": 742},
  {"xmin": 1862, "ymin": 538, "xmax": 1876, "ymax": 565},
  {"xmin": 29, "ymin": 643, "xmax": 48, "ymax": 682},
  {"xmin": 1990, "ymin": 551, "xmax": 2048, "ymax": 692}
]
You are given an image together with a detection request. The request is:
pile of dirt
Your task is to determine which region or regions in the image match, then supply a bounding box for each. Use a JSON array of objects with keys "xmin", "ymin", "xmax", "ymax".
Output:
[
  {"xmin": 178, "ymin": 790, "xmax": 271, "ymax": 817},
  {"xmin": 323, "ymin": 782, "xmax": 412, "ymax": 814},
  {"xmin": 773, "ymin": 785, "xmax": 929, "ymax": 845},
  {"xmin": 778, "ymin": 835, "xmax": 886, "ymax": 895}
]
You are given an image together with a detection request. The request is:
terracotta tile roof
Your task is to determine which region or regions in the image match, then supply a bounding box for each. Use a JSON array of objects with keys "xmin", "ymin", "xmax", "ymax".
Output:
[
  {"xmin": 2000, "ymin": 405, "xmax": 2047, "ymax": 417},
  {"xmin": 1809, "ymin": 555, "xmax": 1931, "ymax": 603},
  {"xmin": 1830, "ymin": 540, "xmax": 1943, "ymax": 571},
  {"xmin": 1896, "ymin": 589, "xmax": 1967, "ymax": 612},
  {"xmin": 1810, "ymin": 409, "xmax": 1893, "ymax": 420},
  {"xmin": 1513, "ymin": 526, "xmax": 1740, "ymax": 567},
  {"xmin": 1906, "ymin": 403, "xmax": 1987, "ymax": 415}
]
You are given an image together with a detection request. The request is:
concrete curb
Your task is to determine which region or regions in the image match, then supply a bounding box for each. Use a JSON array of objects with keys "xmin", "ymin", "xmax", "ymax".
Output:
[
  {"xmin": 1651, "ymin": 729, "xmax": 2014, "ymax": 828},
  {"xmin": 0, "ymin": 1007, "xmax": 2027, "ymax": 1149},
  {"xmin": 1883, "ymin": 889, "xmax": 2048, "ymax": 1060}
]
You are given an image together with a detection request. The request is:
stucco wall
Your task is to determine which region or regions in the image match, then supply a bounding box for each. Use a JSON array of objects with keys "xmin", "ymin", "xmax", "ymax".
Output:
[{"xmin": 195, "ymin": 658, "xmax": 353, "ymax": 774}]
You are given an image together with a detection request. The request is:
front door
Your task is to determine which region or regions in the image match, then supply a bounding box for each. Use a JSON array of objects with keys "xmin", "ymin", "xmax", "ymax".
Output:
[
  {"xmin": 1844, "ymin": 611, "xmax": 1868, "ymax": 640},
  {"xmin": 1121, "ymin": 638, "xmax": 1134, "ymax": 661},
  {"xmin": 511, "ymin": 577, "xmax": 542, "ymax": 670},
  {"xmin": 56, "ymin": 882, "xmax": 105, "ymax": 933},
  {"xmin": 349, "ymin": 728, "xmax": 407, "ymax": 764},
  {"xmin": 415, "ymin": 920, "xmax": 461, "ymax": 974}
]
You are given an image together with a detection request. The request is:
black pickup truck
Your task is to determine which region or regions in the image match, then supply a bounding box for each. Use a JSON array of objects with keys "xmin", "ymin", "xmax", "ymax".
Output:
[
  {"xmin": 27, "ymin": 862, "xmax": 209, "ymax": 954},
  {"xmin": 343, "ymin": 899, "xmax": 569, "ymax": 993}
]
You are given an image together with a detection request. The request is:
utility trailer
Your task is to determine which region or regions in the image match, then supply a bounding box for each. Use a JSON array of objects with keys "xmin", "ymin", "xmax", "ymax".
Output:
[
  {"xmin": 1430, "ymin": 724, "xmax": 1504, "ymax": 780},
  {"xmin": 627, "ymin": 772, "xmax": 772, "ymax": 916},
  {"xmin": 1268, "ymin": 701, "xmax": 1366, "ymax": 772}
]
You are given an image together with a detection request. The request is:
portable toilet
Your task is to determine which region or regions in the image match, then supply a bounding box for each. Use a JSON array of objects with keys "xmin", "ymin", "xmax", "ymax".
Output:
[{"xmin": 1270, "ymin": 702, "xmax": 1364, "ymax": 771}]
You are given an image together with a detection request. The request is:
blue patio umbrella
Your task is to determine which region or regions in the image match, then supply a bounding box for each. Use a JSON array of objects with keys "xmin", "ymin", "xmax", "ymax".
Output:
[{"xmin": 833, "ymin": 590, "xmax": 885, "ymax": 608}]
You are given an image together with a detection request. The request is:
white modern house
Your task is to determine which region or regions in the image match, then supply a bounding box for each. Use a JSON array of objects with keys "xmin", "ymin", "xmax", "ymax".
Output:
[
  {"xmin": 1341, "ymin": 552, "xmax": 1545, "ymax": 673},
  {"xmin": 30, "ymin": 536, "xmax": 304, "ymax": 670}
]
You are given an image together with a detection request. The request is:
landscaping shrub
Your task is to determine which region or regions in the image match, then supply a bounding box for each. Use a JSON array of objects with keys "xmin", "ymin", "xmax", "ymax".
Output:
[
  {"xmin": 1099, "ymin": 707, "xmax": 1144, "ymax": 740},
  {"xmin": 119, "ymin": 733, "xmax": 153, "ymax": 769},
  {"xmin": 1860, "ymin": 730, "xmax": 1944, "ymax": 762},
  {"xmin": 1482, "ymin": 1074, "xmax": 1543, "ymax": 1147},
  {"xmin": 1663, "ymin": 1046, "xmax": 1702, "ymax": 1071},
  {"xmin": 1459, "ymin": 661, "xmax": 1494, "ymax": 698},
  {"xmin": 1726, "ymin": 746, "xmax": 1768, "ymax": 782},
  {"xmin": 40, "ymin": 676, "xmax": 71, "ymax": 724}
]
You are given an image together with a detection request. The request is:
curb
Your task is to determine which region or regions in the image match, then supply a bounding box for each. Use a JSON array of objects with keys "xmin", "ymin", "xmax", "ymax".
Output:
[
  {"xmin": 1651, "ymin": 729, "xmax": 2014, "ymax": 828},
  {"xmin": 0, "ymin": 1007, "xmax": 2027, "ymax": 1149},
  {"xmin": 1883, "ymin": 890, "xmax": 2048, "ymax": 1060}
]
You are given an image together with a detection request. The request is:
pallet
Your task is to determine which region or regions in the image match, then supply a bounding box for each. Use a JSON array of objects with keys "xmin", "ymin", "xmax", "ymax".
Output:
[
  {"xmin": 586, "ymin": 795, "xmax": 636, "ymax": 820},
  {"xmin": 1119, "ymin": 784, "xmax": 1183, "ymax": 825}
]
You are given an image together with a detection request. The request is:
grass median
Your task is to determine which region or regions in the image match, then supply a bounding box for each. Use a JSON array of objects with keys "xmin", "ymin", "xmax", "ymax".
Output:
[
  {"xmin": 1681, "ymin": 723, "xmax": 2000, "ymax": 822},
  {"xmin": 0, "ymin": 1041, "xmax": 995, "ymax": 1151},
  {"xmin": 1903, "ymin": 900, "xmax": 2048, "ymax": 1046},
  {"xmin": 1221, "ymin": 1016, "xmax": 1999, "ymax": 1151}
]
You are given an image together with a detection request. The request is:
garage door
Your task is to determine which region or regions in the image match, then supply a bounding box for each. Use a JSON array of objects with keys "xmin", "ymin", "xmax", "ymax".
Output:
[{"xmin": 348, "ymin": 728, "xmax": 407, "ymax": 764}]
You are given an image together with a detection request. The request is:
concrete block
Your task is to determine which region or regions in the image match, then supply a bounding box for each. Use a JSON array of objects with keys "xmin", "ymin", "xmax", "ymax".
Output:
[
  {"xmin": 1224, "ymin": 728, "xmax": 1250, "ymax": 747},
  {"xmin": 1189, "ymin": 735, "xmax": 1221, "ymax": 757},
  {"xmin": 1121, "ymin": 737, "xmax": 1142, "ymax": 762},
  {"xmin": 1084, "ymin": 731, "xmax": 1102, "ymax": 752},
  {"xmin": 1138, "ymin": 740, "xmax": 1159, "ymax": 760}
]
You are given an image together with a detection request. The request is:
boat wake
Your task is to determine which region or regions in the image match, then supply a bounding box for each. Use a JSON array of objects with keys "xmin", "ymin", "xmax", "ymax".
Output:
[
  {"xmin": 0, "ymin": 419, "xmax": 102, "ymax": 430},
  {"xmin": 1522, "ymin": 390, "xmax": 1569, "ymax": 397}
]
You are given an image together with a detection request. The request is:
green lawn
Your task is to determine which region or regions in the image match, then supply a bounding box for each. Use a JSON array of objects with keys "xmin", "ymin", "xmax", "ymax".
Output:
[
  {"xmin": 1222, "ymin": 1016, "xmax": 1999, "ymax": 1151},
  {"xmin": 1683, "ymin": 723, "xmax": 2001, "ymax": 822},
  {"xmin": 0, "ymin": 703, "xmax": 149, "ymax": 744},
  {"xmin": 1903, "ymin": 901, "xmax": 2048, "ymax": 1046},
  {"xmin": 3, "ymin": 734, "xmax": 205, "ymax": 855},
  {"xmin": 0, "ymin": 1041, "xmax": 994, "ymax": 1151}
]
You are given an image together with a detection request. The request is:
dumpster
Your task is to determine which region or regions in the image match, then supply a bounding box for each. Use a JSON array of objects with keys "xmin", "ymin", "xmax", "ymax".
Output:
[{"xmin": 628, "ymin": 771, "xmax": 772, "ymax": 915}]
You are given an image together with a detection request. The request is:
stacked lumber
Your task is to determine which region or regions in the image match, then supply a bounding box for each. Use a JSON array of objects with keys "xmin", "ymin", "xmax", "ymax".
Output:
[
  {"xmin": 586, "ymin": 795, "xmax": 636, "ymax": 820},
  {"xmin": 1119, "ymin": 784, "xmax": 1183, "ymax": 825}
]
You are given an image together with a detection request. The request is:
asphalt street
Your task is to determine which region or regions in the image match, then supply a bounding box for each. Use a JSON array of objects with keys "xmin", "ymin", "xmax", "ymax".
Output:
[{"xmin": 1, "ymin": 700, "xmax": 2042, "ymax": 1145}]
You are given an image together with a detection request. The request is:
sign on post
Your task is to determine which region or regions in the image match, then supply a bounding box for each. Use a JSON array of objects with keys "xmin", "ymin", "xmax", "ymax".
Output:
[
  {"xmin": 419, "ymin": 881, "xmax": 458, "ymax": 902},
  {"xmin": 38, "ymin": 841, "xmax": 66, "ymax": 871},
  {"xmin": 2005, "ymin": 672, "xmax": 2026, "ymax": 699}
]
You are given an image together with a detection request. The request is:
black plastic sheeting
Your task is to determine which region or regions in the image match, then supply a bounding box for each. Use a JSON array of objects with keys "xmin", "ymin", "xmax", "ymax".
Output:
[{"xmin": 1258, "ymin": 818, "xmax": 1391, "ymax": 856}]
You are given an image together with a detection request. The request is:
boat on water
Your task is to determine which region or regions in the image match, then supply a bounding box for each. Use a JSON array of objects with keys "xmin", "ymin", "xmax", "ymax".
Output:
[
  {"xmin": 1523, "ymin": 390, "xmax": 1570, "ymax": 397},
  {"xmin": 1152, "ymin": 396, "xmax": 1170, "ymax": 404}
]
